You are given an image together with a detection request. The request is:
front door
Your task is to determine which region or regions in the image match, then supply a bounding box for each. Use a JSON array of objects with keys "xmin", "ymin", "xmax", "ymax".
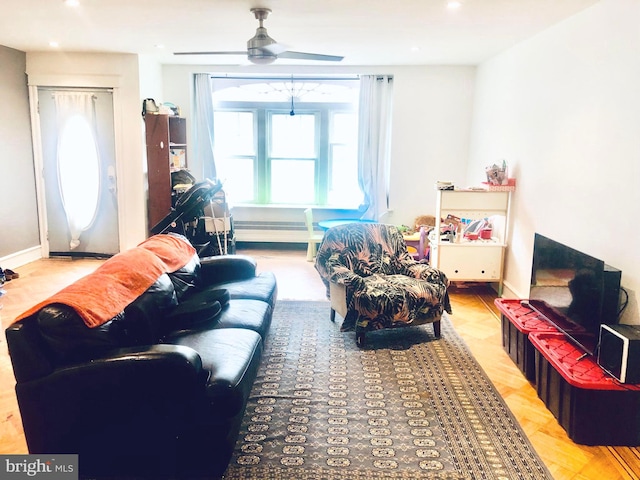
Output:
[{"xmin": 38, "ymin": 87, "xmax": 119, "ymax": 256}]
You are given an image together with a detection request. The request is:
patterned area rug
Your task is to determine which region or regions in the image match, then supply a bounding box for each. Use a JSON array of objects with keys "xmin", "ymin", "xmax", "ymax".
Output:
[{"xmin": 222, "ymin": 301, "xmax": 552, "ymax": 479}]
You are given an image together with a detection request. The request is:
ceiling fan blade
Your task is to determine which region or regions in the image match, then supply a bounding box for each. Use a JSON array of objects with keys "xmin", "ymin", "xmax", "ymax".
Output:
[
  {"xmin": 174, "ymin": 8, "xmax": 344, "ymax": 63},
  {"xmin": 260, "ymin": 42, "xmax": 290, "ymax": 56},
  {"xmin": 277, "ymin": 51, "xmax": 344, "ymax": 62},
  {"xmin": 173, "ymin": 51, "xmax": 247, "ymax": 56}
]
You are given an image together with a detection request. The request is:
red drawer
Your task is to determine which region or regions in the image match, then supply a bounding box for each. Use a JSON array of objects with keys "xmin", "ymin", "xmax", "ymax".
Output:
[
  {"xmin": 497, "ymin": 298, "xmax": 557, "ymax": 381},
  {"xmin": 529, "ymin": 332, "xmax": 640, "ymax": 445},
  {"xmin": 495, "ymin": 298, "xmax": 558, "ymax": 333},
  {"xmin": 529, "ymin": 332, "xmax": 640, "ymax": 391}
]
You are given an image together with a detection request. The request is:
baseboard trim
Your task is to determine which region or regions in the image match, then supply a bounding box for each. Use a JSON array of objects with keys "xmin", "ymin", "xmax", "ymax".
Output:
[
  {"xmin": 235, "ymin": 229, "xmax": 309, "ymax": 243},
  {"xmin": 501, "ymin": 279, "xmax": 526, "ymax": 299},
  {"xmin": 1, "ymin": 246, "xmax": 42, "ymax": 270}
]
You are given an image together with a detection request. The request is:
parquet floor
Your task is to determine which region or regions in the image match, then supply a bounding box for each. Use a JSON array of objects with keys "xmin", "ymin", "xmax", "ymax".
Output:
[{"xmin": 1, "ymin": 244, "xmax": 639, "ymax": 479}]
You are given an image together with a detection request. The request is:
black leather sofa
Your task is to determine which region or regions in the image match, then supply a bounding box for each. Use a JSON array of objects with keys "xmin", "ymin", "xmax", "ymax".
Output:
[{"xmin": 5, "ymin": 234, "xmax": 277, "ymax": 479}]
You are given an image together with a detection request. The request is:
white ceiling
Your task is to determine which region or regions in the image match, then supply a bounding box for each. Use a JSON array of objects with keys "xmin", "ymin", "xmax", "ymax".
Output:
[{"xmin": 2, "ymin": 0, "xmax": 599, "ymax": 66}]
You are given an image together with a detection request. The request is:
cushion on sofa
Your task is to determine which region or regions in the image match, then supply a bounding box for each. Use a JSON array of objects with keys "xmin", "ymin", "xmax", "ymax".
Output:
[
  {"xmin": 167, "ymin": 253, "xmax": 201, "ymax": 300},
  {"xmin": 122, "ymin": 273, "xmax": 178, "ymax": 343},
  {"xmin": 183, "ymin": 287, "xmax": 231, "ymax": 309},
  {"xmin": 158, "ymin": 288, "xmax": 230, "ymax": 337},
  {"xmin": 37, "ymin": 305, "xmax": 131, "ymax": 363},
  {"xmin": 199, "ymin": 255, "xmax": 258, "ymax": 283},
  {"xmin": 164, "ymin": 300, "xmax": 222, "ymax": 332},
  {"xmin": 167, "ymin": 328, "xmax": 263, "ymax": 418},
  {"xmin": 163, "ymin": 298, "xmax": 272, "ymax": 340},
  {"xmin": 37, "ymin": 273, "xmax": 179, "ymax": 361},
  {"xmin": 213, "ymin": 299, "xmax": 272, "ymax": 339},
  {"xmin": 210, "ymin": 271, "xmax": 278, "ymax": 308}
]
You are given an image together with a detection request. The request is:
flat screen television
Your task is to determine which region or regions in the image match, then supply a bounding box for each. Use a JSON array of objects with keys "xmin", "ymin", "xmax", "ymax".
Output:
[{"xmin": 528, "ymin": 233, "xmax": 621, "ymax": 356}]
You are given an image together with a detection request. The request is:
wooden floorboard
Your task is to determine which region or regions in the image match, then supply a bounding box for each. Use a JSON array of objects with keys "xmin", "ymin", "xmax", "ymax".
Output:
[{"xmin": 0, "ymin": 246, "xmax": 637, "ymax": 479}]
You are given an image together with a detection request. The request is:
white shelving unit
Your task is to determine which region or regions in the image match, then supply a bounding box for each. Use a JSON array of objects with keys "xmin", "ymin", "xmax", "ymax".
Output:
[{"xmin": 430, "ymin": 189, "xmax": 512, "ymax": 291}]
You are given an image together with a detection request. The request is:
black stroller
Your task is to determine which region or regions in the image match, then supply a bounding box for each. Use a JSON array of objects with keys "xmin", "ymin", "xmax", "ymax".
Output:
[{"xmin": 151, "ymin": 179, "xmax": 236, "ymax": 257}]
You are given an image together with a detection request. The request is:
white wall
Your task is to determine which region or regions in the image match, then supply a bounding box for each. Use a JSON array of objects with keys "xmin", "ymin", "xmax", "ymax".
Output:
[
  {"xmin": 468, "ymin": 0, "xmax": 640, "ymax": 323},
  {"xmin": 26, "ymin": 52, "xmax": 148, "ymax": 250},
  {"xmin": 161, "ymin": 64, "xmax": 476, "ymax": 229},
  {"xmin": 138, "ymin": 55, "xmax": 164, "ymax": 104},
  {"xmin": 388, "ymin": 67, "xmax": 476, "ymax": 225},
  {"xmin": 0, "ymin": 46, "xmax": 40, "ymax": 266}
]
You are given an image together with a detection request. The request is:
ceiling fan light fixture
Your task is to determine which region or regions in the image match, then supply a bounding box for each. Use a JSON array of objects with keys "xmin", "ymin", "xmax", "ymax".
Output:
[{"xmin": 249, "ymin": 54, "xmax": 277, "ymax": 65}]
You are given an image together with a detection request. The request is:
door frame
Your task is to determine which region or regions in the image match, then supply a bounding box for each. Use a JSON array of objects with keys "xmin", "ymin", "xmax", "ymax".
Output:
[{"xmin": 28, "ymin": 80, "xmax": 125, "ymax": 258}]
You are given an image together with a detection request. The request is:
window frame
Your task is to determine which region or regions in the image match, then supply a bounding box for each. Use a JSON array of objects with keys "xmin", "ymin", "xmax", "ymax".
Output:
[{"xmin": 214, "ymin": 98, "xmax": 358, "ymax": 207}]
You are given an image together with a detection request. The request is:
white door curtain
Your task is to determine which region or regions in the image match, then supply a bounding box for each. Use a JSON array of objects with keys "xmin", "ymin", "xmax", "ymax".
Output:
[{"xmin": 53, "ymin": 92, "xmax": 101, "ymax": 250}]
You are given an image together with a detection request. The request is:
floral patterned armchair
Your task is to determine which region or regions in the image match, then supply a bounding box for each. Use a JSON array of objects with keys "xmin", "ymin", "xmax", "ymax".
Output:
[{"xmin": 315, "ymin": 222, "xmax": 451, "ymax": 347}]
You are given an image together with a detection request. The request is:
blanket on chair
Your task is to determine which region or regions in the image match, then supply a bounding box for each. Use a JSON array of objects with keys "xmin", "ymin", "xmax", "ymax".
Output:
[
  {"xmin": 14, "ymin": 234, "xmax": 196, "ymax": 328},
  {"xmin": 314, "ymin": 223, "xmax": 451, "ymax": 331}
]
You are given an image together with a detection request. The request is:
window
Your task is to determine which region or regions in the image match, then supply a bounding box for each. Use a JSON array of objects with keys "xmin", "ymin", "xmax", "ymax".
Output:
[{"xmin": 211, "ymin": 76, "xmax": 361, "ymax": 207}]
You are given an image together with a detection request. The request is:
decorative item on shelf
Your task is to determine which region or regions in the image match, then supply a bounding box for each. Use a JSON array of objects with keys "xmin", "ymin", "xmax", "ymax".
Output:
[
  {"xmin": 483, "ymin": 159, "xmax": 516, "ymax": 191},
  {"xmin": 480, "ymin": 227, "xmax": 493, "ymax": 240},
  {"xmin": 455, "ymin": 222, "xmax": 464, "ymax": 243},
  {"xmin": 435, "ymin": 180, "xmax": 454, "ymax": 190},
  {"xmin": 159, "ymin": 102, "xmax": 180, "ymax": 116},
  {"xmin": 141, "ymin": 98, "xmax": 159, "ymax": 117},
  {"xmin": 444, "ymin": 214, "xmax": 461, "ymax": 226},
  {"xmin": 170, "ymin": 148, "xmax": 186, "ymax": 170},
  {"xmin": 413, "ymin": 214, "xmax": 436, "ymax": 232},
  {"xmin": 464, "ymin": 217, "xmax": 493, "ymax": 242},
  {"xmin": 485, "ymin": 160, "xmax": 508, "ymax": 185},
  {"xmin": 442, "ymin": 214, "xmax": 461, "ymax": 243},
  {"xmin": 439, "ymin": 224, "xmax": 456, "ymax": 242}
]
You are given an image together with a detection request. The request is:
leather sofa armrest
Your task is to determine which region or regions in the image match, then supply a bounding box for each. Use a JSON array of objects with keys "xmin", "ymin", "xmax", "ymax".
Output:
[
  {"xmin": 6, "ymin": 319, "xmax": 54, "ymax": 383},
  {"xmin": 38, "ymin": 344, "xmax": 205, "ymax": 389},
  {"xmin": 15, "ymin": 344, "xmax": 207, "ymax": 457},
  {"xmin": 199, "ymin": 254, "xmax": 257, "ymax": 284},
  {"xmin": 91, "ymin": 343, "xmax": 202, "ymax": 369}
]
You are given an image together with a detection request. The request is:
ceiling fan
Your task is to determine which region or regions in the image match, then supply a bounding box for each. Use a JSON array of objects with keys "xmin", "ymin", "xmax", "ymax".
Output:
[{"xmin": 174, "ymin": 7, "xmax": 344, "ymax": 64}]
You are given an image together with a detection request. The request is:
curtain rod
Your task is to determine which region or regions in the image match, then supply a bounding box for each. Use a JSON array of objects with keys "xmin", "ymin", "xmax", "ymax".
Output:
[
  {"xmin": 38, "ymin": 86, "xmax": 114, "ymax": 93},
  {"xmin": 208, "ymin": 75, "xmax": 360, "ymax": 81}
]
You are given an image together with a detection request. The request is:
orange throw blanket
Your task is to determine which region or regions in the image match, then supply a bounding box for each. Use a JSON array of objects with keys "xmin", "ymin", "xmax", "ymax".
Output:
[{"xmin": 14, "ymin": 234, "xmax": 196, "ymax": 328}]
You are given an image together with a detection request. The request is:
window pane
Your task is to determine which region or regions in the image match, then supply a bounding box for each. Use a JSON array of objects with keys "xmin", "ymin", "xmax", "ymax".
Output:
[
  {"xmin": 216, "ymin": 157, "xmax": 254, "ymax": 203},
  {"xmin": 271, "ymin": 114, "xmax": 315, "ymax": 158},
  {"xmin": 213, "ymin": 111, "xmax": 254, "ymax": 157},
  {"xmin": 271, "ymin": 159, "xmax": 315, "ymax": 204}
]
